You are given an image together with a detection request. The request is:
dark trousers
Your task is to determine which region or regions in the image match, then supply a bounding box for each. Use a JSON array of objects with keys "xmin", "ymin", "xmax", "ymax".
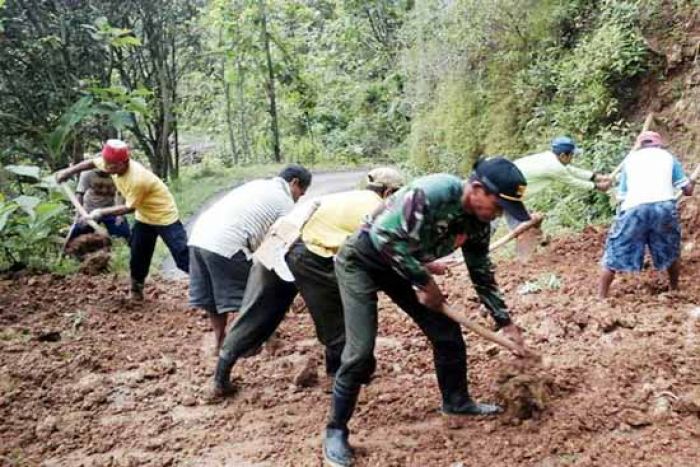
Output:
[
  {"xmin": 218, "ymin": 240, "xmax": 347, "ymax": 375},
  {"xmin": 68, "ymin": 215, "xmax": 131, "ymax": 241},
  {"xmin": 286, "ymin": 240, "xmax": 346, "ymax": 375},
  {"xmin": 219, "ymin": 260, "xmax": 298, "ymax": 365},
  {"xmin": 130, "ymin": 220, "xmax": 189, "ymax": 283},
  {"xmin": 332, "ymin": 231, "xmax": 469, "ymax": 405}
]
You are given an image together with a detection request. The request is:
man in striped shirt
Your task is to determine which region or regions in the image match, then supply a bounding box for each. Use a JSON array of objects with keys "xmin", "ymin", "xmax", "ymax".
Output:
[{"xmin": 188, "ymin": 165, "xmax": 312, "ymax": 354}]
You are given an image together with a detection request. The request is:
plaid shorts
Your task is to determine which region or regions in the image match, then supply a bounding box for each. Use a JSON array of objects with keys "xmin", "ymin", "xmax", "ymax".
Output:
[{"xmin": 602, "ymin": 200, "xmax": 681, "ymax": 272}]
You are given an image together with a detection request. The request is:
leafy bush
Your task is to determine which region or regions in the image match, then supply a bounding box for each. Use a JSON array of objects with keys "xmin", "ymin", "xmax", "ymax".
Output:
[
  {"xmin": 0, "ymin": 165, "xmax": 73, "ymax": 272},
  {"xmin": 401, "ymin": 0, "xmax": 655, "ymax": 228}
]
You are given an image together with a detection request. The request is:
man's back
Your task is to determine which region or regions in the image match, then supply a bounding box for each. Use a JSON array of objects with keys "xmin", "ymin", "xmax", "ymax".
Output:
[
  {"xmin": 515, "ymin": 151, "xmax": 594, "ymax": 197},
  {"xmin": 302, "ymin": 190, "xmax": 383, "ymax": 257},
  {"xmin": 620, "ymin": 147, "xmax": 686, "ymax": 211},
  {"xmin": 189, "ymin": 177, "xmax": 293, "ymax": 258}
]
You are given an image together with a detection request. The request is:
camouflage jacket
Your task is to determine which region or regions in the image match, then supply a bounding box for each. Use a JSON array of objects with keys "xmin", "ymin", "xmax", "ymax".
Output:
[{"xmin": 367, "ymin": 173, "xmax": 511, "ymax": 328}]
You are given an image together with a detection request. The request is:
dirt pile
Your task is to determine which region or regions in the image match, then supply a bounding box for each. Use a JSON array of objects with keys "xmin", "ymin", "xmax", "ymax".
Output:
[
  {"xmin": 65, "ymin": 233, "xmax": 111, "ymax": 259},
  {"xmin": 1, "ymin": 224, "xmax": 700, "ymax": 465},
  {"xmin": 494, "ymin": 361, "xmax": 555, "ymax": 424},
  {"xmin": 64, "ymin": 233, "xmax": 114, "ymax": 275},
  {"xmin": 78, "ymin": 250, "xmax": 111, "ymax": 275}
]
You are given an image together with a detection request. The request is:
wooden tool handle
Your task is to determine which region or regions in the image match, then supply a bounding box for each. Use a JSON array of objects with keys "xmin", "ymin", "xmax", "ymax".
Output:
[
  {"xmin": 676, "ymin": 164, "xmax": 700, "ymax": 200},
  {"xmin": 489, "ymin": 214, "xmax": 543, "ymax": 252},
  {"xmin": 441, "ymin": 303, "xmax": 539, "ymax": 359},
  {"xmin": 60, "ymin": 183, "xmax": 108, "ymax": 235}
]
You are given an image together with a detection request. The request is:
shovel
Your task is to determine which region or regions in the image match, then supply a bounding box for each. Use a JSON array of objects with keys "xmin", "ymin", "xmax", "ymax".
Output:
[
  {"xmin": 441, "ymin": 303, "xmax": 540, "ymax": 360},
  {"xmin": 489, "ymin": 213, "xmax": 544, "ymax": 251},
  {"xmin": 60, "ymin": 183, "xmax": 109, "ymax": 237},
  {"xmin": 254, "ymin": 200, "xmax": 321, "ymax": 281}
]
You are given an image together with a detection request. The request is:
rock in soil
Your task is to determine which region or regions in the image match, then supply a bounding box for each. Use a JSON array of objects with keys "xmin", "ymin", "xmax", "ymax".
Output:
[
  {"xmin": 676, "ymin": 388, "xmax": 700, "ymax": 414},
  {"xmin": 294, "ymin": 357, "xmax": 319, "ymax": 388}
]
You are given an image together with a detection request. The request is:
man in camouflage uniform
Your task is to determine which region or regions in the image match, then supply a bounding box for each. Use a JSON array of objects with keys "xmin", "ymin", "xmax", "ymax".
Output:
[{"xmin": 323, "ymin": 157, "xmax": 529, "ymax": 467}]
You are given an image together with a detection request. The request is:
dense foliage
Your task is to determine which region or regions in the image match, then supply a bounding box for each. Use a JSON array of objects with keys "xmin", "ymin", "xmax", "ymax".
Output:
[
  {"xmin": 0, "ymin": 165, "xmax": 75, "ymax": 272},
  {"xmin": 1, "ymin": 0, "xmax": 698, "ymax": 271}
]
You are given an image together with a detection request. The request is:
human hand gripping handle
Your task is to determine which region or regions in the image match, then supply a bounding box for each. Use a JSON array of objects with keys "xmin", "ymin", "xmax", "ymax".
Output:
[{"xmin": 59, "ymin": 183, "xmax": 108, "ymax": 236}]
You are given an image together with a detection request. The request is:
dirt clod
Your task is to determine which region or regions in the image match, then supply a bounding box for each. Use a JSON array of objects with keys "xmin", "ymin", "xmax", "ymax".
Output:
[
  {"xmin": 495, "ymin": 364, "xmax": 553, "ymax": 423},
  {"xmin": 676, "ymin": 388, "xmax": 700, "ymax": 414},
  {"xmin": 79, "ymin": 250, "xmax": 111, "ymax": 275},
  {"xmin": 65, "ymin": 233, "xmax": 111, "ymax": 259},
  {"xmin": 293, "ymin": 357, "xmax": 319, "ymax": 388}
]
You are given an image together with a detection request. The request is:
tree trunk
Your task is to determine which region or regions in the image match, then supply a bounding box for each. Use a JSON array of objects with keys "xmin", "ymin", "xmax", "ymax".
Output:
[
  {"xmin": 220, "ymin": 26, "xmax": 239, "ymax": 164},
  {"xmin": 158, "ymin": 54, "xmax": 172, "ymax": 181},
  {"xmin": 236, "ymin": 54, "xmax": 252, "ymax": 164},
  {"xmin": 174, "ymin": 118, "xmax": 180, "ymax": 179},
  {"xmin": 171, "ymin": 34, "xmax": 180, "ymax": 180},
  {"xmin": 259, "ymin": 0, "xmax": 281, "ymax": 163}
]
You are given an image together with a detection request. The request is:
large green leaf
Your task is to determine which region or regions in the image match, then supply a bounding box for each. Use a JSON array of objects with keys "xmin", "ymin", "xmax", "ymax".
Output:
[
  {"xmin": 13, "ymin": 195, "xmax": 41, "ymax": 216},
  {"xmin": 34, "ymin": 202, "xmax": 66, "ymax": 221},
  {"xmin": 47, "ymin": 96, "xmax": 96, "ymax": 158},
  {"xmin": 5, "ymin": 165, "xmax": 41, "ymax": 180},
  {"xmin": 109, "ymin": 110, "xmax": 135, "ymax": 130},
  {"xmin": 0, "ymin": 204, "xmax": 17, "ymax": 232}
]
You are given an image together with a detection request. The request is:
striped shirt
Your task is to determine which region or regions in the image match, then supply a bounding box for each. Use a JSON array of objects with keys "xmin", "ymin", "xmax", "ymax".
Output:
[{"xmin": 188, "ymin": 177, "xmax": 294, "ymax": 259}]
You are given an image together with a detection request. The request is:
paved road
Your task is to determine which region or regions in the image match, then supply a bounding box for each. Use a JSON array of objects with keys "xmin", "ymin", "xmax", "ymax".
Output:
[{"xmin": 160, "ymin": 169, "xmax": 368, "ymax": 278}]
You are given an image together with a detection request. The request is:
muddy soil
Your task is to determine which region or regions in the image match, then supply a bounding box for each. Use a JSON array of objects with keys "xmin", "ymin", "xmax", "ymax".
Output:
[{"xmin": 1, "ymin": 201, "xmax": 700, "ymax": 466}]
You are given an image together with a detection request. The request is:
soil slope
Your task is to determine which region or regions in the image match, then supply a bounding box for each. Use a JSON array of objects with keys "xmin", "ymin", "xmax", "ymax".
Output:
[{"xmin": 1, "ymin": 199, "xmax": 699, "ymax": 466}]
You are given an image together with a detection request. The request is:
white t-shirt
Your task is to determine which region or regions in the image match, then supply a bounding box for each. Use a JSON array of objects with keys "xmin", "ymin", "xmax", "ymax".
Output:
[
  {"xmin": 188, "ymin": 177, "xmax": 294, "ymax": 258},
  {"xmin": 618, "ymin": 147, "xmax": 689, "ymax": 211}
]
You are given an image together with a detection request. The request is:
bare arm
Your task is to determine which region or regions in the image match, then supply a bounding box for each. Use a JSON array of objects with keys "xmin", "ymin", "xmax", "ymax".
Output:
[
  {"xmin": 93, "ymin": 205, "xmax": 135, "ymax": 218},
  {"xmin": 55, "ymin": 160, "xmax": 96, "ymax": 183}
]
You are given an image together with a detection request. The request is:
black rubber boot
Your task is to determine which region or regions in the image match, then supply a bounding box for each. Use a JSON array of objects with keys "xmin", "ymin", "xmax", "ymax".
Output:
[
  {"xmin": 324, "ymin": 428, "xmax": 352, "ymax": 467},
  {"xmin": 436, "ymin": 361, "xmax": 502, "ymax": 416},
  {"xmin": 442, "ymin": 398, "xmax": 502, "ymax": 416},
  {"xmin": 211, "ymin": 357, "xmax": 236, "ymax": 398},
  {"xmin": 130, "ymin": 280, "xmax": 144, "ymax": 301},
  {"xmin": 323, "ymin": 386, "xmax": 359, "ymax": 467}
]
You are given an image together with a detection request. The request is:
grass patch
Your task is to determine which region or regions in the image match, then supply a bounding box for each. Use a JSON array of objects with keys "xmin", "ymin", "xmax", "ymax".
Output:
[
  {"xmin": 0, "ymin": 328, "xmax": 31, "ymax": 342},
  {"xmin": 518, "ymin": 273, "xmax": 562, "ymax": 295}
]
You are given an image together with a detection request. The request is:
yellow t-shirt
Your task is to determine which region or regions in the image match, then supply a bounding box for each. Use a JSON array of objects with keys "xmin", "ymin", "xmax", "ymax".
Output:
[
  {"xmin": 301, "ymin": 190, "xmax": 383, "ymax": 257},
  {"xmin": 93, "ymin": 157, "xmax": 179, "ymax": 225}
]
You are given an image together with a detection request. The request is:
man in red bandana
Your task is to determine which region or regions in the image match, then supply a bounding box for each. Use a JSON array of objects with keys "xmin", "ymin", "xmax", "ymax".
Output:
[{"xmin": 56, "ymin": 139, "xmax": 188, "ymax": 300}]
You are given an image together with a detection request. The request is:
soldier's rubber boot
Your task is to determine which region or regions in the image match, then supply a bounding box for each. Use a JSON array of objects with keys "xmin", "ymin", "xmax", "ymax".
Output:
[
  {"xmin": 323, "ymin": 385, "xmax": 359, "ymax": 467},
  {"xmin": 437, "ymin": 361, "xmax": 502, "ymax": 416}
]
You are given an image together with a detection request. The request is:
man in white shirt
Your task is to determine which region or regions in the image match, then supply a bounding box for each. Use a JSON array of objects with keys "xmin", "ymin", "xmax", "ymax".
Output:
[
  {"xmin": 188, "ymin": 165, "xmax": 312, "ymax": 354},
  {"xmin": 598, "ymin": 131, "xmax": 694, "ymax": 298}
]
